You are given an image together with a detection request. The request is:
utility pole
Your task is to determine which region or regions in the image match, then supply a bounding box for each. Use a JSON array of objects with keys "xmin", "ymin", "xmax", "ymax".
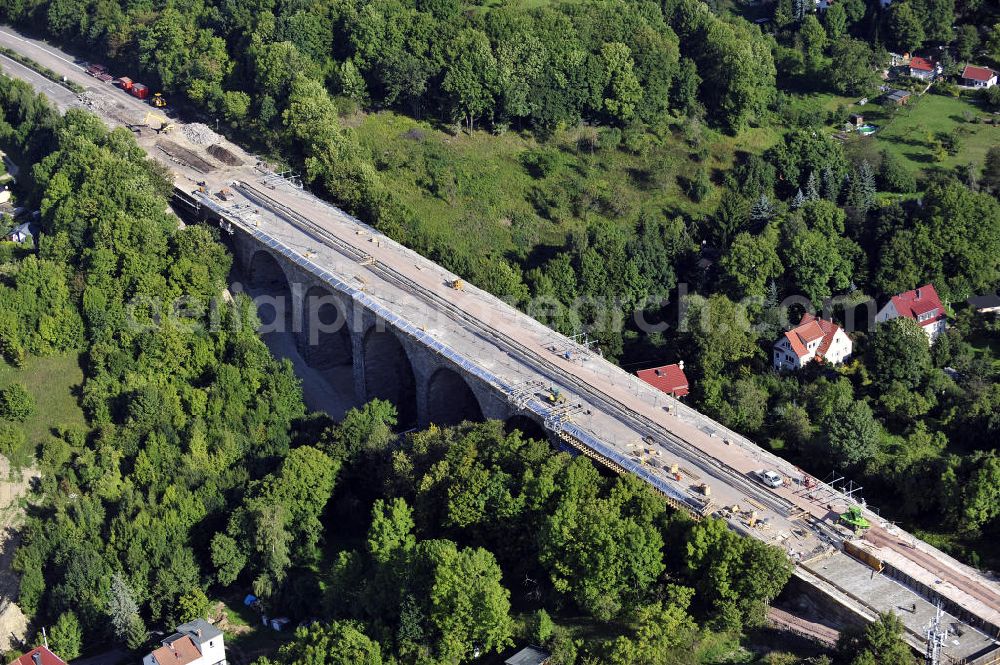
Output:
[{"xmin": 925, "ymin": 601, "xmax": 947, "ymax": 665}]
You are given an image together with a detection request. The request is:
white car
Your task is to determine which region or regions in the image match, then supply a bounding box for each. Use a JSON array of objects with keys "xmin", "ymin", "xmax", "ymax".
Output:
[{"xmin": 756, "ymin": 470, "xmax": 783, "ymax": 488}]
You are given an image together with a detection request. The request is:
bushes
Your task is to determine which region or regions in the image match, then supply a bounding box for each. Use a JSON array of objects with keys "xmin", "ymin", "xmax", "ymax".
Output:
[
  {"xmin": 0, "ymin": 382, "xmax": 33, "ymax": 421},
  {"xmin": 877, "ymin": 149, "xmax": 916, "ymax": 193}
]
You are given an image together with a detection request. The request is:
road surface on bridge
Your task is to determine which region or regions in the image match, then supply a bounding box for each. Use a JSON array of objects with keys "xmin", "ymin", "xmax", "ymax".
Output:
[{"xmin": 2, "ymin": 25, "xmax": 998, "ymax": 661}]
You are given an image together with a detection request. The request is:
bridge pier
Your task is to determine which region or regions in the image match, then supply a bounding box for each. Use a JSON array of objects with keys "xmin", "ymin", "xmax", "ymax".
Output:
[{"xmin": 207, "ymin": 225, "xmax": 544, "ymax": 432}]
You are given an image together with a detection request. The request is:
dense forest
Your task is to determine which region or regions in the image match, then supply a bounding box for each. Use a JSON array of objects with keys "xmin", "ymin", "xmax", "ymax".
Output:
[{"xmin": 0, "ymin": 75, "xmax": 926, "ymax": 665}]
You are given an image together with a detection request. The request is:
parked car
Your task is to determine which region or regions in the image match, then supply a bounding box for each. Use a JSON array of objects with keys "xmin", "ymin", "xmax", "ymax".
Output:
[{"xmin": 755, "ymin": 469, "xmax": 783, "ymax": 488}]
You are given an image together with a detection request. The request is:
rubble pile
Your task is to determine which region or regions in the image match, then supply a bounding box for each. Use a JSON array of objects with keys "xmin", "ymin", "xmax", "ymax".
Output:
[{"xmin": 182, "ymin": 122, "xmax": 222, "ymax": 146}]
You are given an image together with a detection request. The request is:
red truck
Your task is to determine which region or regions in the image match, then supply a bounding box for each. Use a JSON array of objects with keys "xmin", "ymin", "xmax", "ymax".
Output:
[
  {"xmin": 130, "ymin": 82, "xmax": 149, "ymax": 100},
  {"xmin": 117, "ymin": 76, "xmax": 133, "ymax": 91}
]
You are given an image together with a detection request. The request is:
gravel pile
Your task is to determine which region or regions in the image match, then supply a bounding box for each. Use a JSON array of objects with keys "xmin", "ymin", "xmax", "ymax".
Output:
[
  {"xmin": 77, "ymin": 91, "xmax": 112, "ymax": 112},
  {"xmin": 182, "ymin": 122, "xmax": 222, "ymax": 146}
]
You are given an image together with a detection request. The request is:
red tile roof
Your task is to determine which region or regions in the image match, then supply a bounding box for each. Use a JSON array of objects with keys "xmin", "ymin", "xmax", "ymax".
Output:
[
  {"xmin": 962, "ymin": 65, "xmax": 997, "ymax": 82},
  {"xmin": 9, "ymin": 648, "xmax": 67, "ymax": 665},
  {"xmin": 780, "ymin": 313, "xmax": 843, "ymax": 361},
  {"xmin": 888, "ymin": 284, "xmax": 945, "ymax": 328},
  {"xmin": 150, "ymin": 636, "xmax": 202, "ymax": 665},
  {"xmin": 909, "ymin": 56, "xmax": 934, "ymax": 72},
  {"xmin": 637, "ymin": 363, "xmax": 689, "ymax": 397}
]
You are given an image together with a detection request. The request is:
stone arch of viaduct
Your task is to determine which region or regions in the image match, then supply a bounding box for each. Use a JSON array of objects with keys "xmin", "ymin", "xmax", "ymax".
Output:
[{"xmin": 230, "ymin": 233, "xmax": 547, "ymax": 435}]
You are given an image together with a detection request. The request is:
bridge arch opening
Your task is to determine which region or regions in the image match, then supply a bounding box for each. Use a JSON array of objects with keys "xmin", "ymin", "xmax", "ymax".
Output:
[
  {"xmin": 504, "ymin": 414, "xmax": 548, "ymax": 442},
  {"xmin": 302, "ymin": 285, "xmax": 352, "ymax": 369},
  {"xmin": 247, "ymin": 250, "xmax": 292, "ymax": 331},
  {"xmin": 426, "ymin": 367, "xmax": 483, "ymax": 427},
  {"xmin": 363, "ymin": 327, "xmax": 417, "ymax": 428}
]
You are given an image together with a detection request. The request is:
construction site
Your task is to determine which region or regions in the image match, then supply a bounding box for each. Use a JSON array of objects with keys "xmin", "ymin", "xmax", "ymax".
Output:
[{"xmin": 2, "ymin": 25, "xmax": 999, "ymax": 665}]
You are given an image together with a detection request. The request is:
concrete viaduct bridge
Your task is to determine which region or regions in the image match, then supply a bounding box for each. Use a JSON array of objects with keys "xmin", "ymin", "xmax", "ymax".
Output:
[
  {"xmin": 229, "ymin": 222, "xmax": 538, "ymax": 435},
  {"xmin": 174, "ymin": 179, "xmax": 1000, "ymax": 664}
]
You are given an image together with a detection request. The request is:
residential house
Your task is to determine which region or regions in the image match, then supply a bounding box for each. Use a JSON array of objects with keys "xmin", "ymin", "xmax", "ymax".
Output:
[
  {"xmin": 505, "ymin": 646, "xmax": 552, "ymax": 665},
  {"xmin": 8, "ymin": 647, "xmax": 67, "ymax": 665},
  {"xmin": 907, "ymin": 56, "xmax": 937, "ymax": 80},
  {"xmin": 773, "ymin": 313, "xmax": 852, "ymax": 371},
  {"xmin": 143, "ymin": 619, "xmax": 226, "ymax": 665},
  {"xmin": 961, "ymin": 65, "xmax": 998, "ymax": 89},
  {"xmin": 6, "ymin": 221, "xmax": 36, "ymax": 244},
  {"xmin": 637, "ymin": 362, "xmax": 689, "ymax": 397},
  {"xmin": 875, "ymin": 284, "xmax": 947, "ymax": 343}
]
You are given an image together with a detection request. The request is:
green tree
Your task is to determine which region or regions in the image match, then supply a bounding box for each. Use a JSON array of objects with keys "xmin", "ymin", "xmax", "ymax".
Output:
[
  {"xmin": 683, "ymin": 518, "xmax": 793, "ymax": 628},
  {"xmin": 601, "ymin": 42, "xmax": 644, "ymax": 124},
  {"xmin": 177, "ymin": 587, "xmax": 210, "ymax": 623},
  {"xmin": 210, "ymin": 533, "xmax": 246, "ymax": 586},
  {"xmin": 839, "ymin": 612, "xmax": 916, "ymax": 665},
  {"xmin": 782, "ymin": 225, "xmax": 853, "ymax": 304},
  {"xmin": 955, "ymin": 25, "xmax": 979, "ymax": 61},
  {"xmin": 983, "ymin": 146, "xmax": 1000, "ymax": 196},
  {"xmin": 721, "ymin": 228, "xmax": 783, "ymax": 301},
  {"xmin": 871, "ymin": 317, "xmax": 931, "ymax": 391},
  {"xmin": 442, "ymin": 29, "xmax": 498, "ymax": 131},
  {"xmin": 829, "ymin": 39, "xmax": 879, "ymax": 96},
  {"xmin": 274, "ymin": 621, "xmax": 383, "ymax": 665},
  {"xmin": 0, "ymin": 383, "xmax": 33, "ymax": 421},
  {"xmin": 680, "ymin": 294, "xmax": 761, "ymax": 382},
  {"xmin": 799, "ymin": 16, "xmax": 828, "ymax": 75},
  {"xmin": 914, "ymin": 0, "xmax": 954, "ymax": 44},
  {"xmin": 988, "ymin": 22, "xmax": 1000, "ymax": 62},
  {"xmin": 419, "ymin": 540, "xmax": 514, "ymax": 661},
  {"xmin": 606, "ymin": 593, "xmax": 697, "ymax": 664},
  {"xmin": 878, "ymin": 150, "xmax": 916, "ymax": 193},
  {"xmin": 367, "ymin": 497, "xmax": 416, "ymax": 565},
  {"xmin": 888, "ymin": 3, "xmax": 926, "ymax": 52},
  {"xmin": 48, "ymin": 611, "xmax": 82, "ymax": 661},
  {"xmin": 822, "ymin": 400, "xmax": 882, "ymax": 469},
  {"xmin": 824, "ymin": 4, "xmax": 847, "ymax": 41},
  {"xmin": 540, "ymin": 472, "xmax": 665, "ymax": 619},
  {"xmin": 961, "ymin": 453, "xmax": 1000, "ymax": 534}
]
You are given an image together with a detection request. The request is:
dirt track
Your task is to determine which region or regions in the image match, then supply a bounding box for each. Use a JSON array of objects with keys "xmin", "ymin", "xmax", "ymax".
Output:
[
  {"xmin": 0, "ymin": 458, "xmax": 34, "ymax": 652},
  {"xmin": 767, "ymin": 606, "xmax": 840, "ymax": 647}
]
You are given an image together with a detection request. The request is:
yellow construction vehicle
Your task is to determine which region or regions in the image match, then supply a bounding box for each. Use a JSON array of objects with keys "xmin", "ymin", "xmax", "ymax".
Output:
[
  {"xmin": 129, "ymin": 111, "xmax": 173, "ymax": 134},
  {"xmin": 151, "ymin": 92, "xmax": 167, "ymax": 108},
  {"xmin": 450, "ymin": 278, "xmax": 464, "ymax": 291},
  {"xmin": 546, "ymin": 386, "xmax": 566, "ymax": 404}
]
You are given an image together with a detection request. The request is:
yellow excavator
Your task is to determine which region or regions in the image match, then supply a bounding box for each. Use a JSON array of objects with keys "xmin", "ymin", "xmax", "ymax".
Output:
[
  {"xmin": 129, "ymin": 111, "xmax": 174, "ymax": 134},
  {"xmin": 151, "ymin": 92, "xmax": 168, "ymax": 108}
]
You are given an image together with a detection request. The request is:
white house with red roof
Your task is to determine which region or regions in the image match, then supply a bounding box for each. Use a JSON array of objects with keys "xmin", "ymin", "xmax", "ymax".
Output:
[
  {"xmin": 773, "ymin": 313, "xmax": 852, "ymax": 371},
  {"xmin": 961, "ymin": 65, "xmax": 998, "ymax": 89},
  {"xmin": 143, "ymin": 620, "xmax": 226, "ymax": 665},
  {"xmin": 637, "ymin": 362, "xmax": 689, "ymax": 397},
  {"xmin": 875, "ymin": 284, "xmax": 947, "ymax": 343},
  {"xmin": 907, "ymin": 56, "xmax": 938, "ymax": 80}
]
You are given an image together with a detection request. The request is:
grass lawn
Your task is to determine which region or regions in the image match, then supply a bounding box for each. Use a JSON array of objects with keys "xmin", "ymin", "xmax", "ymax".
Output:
[
  {"xmin": 351, "ymin": 111, "xmax": 780, "ymax": 267},
  {"xmin": 0, "ymin": 353, "xmax": 86, "ymax": 466},
  {"xmin": 861, "ymin": 93, "xmax": 999, "ymax": 174}
]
